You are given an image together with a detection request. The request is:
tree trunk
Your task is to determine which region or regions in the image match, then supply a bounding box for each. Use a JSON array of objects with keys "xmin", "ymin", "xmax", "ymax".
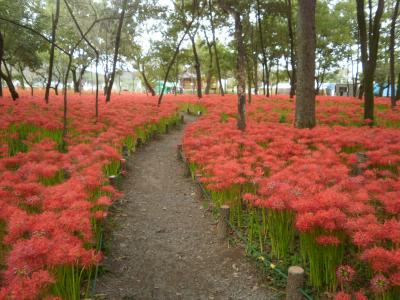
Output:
[
  {"xmin": 0, "ymin": 71, "xmax": 2, "ymax": 97},
  {"xmin": 208, "ymin": 0, "xmax": 224, "ymax": 96},
  {"xmin": 190, "ymin": 34, "xmax": 202, "ymax": 98},
  {"xmin": 390, "ymin": 0, "xmax": 399, "ymax": 107},
  {"xmin": 140, "ymin": 65, "xmax": 156, "ymax": 96},
  {"xmin": 19, "ymin": 65, "xmax": 34, "ymax": 96},
  {"xmin": 0, "ymin": 61, "xmax": 19, "ymax": 100},
  {"xmin": 105, "ymin": 0, "xmax": 128, "ymax": 102},
  {"xmin": 397, "ymin": 72, "xmax": 400, "ymax": 100},
  {"xmin": 218, "ymin": 1, "xmax": 246, "ymax": 129},
  {"xmin": 358, "ymin": 84, "xmax": 364, "ymax": 99},
  {"xmin": 247, "ymin": 64, "xmax": 252, "ymax": 104},
  {"xmin": 62, "ymin": 54, "xmax": 72, "ymax": 149},
  {"xmin": 266, "ymin": 59, "xmax": 271, "ymax": 97},
  {"xmin": 204, "ymin": 30, "xmax": 213, "ymax": 95},
  {"xmin": 295, "ymin": 0, "xmax": 316, "ymax": 129},
  {"xmin": 71, "ymin": 68, "xmax": 79, "ymax": 93},
  {"xmin": 234, "ymin": 11, "xmax": 246, "ymax": 131},
  {"xmin": 0, "ymin": 31, "xmax": 3, "ymax": 97},
  {"xmin": 54, "ymin": 79, "xmax": 60, "ymax": 96},
  {"xmin": 256, "ymin": 0, "xmax": 268, "ymax": 97},
  {"xmin": 158, "ymin": 21, "xmax": 193, "ymax": 106},
  {"xmin": 356, "ymin": 0, "xmax": 384, "ymax": 121},
  {"xmin": 45, "ymin": 0, "xmax": 60, "ymax": 103},
  {"xmin": 275, "ymin": 61, "xmax": 279, "ymax": 95},
  {"xmin": 287, "ymin": 0, "xmax": 297, "ymax": 98}
]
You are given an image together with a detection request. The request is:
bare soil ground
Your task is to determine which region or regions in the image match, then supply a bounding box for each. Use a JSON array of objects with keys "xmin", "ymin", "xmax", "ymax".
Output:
[{"xmin": 94, "ymin": 115, "xmax": 281, "ymax": 300}]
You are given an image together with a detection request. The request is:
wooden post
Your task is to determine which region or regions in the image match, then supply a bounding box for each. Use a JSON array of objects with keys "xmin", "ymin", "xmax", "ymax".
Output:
[
  {"xmin": 180, "ymin": 114, "xmax": 185, "ymax": 124},
  {"xmin": 121, "ymin": 158, "xmax": 127, "ymax": 174},
  {"xmin": 177, "ymin": 144, "xmax": 183, "ymax": 160},
  {"xmin": 122, "ymin": 145, "xmax": 129, "ymax": 157},
  {"xmin": 286, "ymin": 266, "xmax": 305, "ymax": 300},
  {"xmin": 109, "ymin": 175, "xmax": 117, "ymax": 186},
  {"xmin": 217, "ymin": 205, "xmax": 230, "ymax": 240}
]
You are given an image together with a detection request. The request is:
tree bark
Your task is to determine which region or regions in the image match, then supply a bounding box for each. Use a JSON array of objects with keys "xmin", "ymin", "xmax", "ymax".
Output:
[
  {"xmin": 0, "ymin": 61, "xmax": 19, "ymax": 100},
  {"xmin": 390, "ymin": 0, "xmax": 399, "ymax": 107},
  {"xmin": 19, "ymin": 65, "xmax": 34, "ymax": 96},
  {"xmin": 286, "ymin": 0, "xmax": 296, "ymax": 98},
  {"xmin": 295, "ymin": 0, "xmax": 316, "ymax": 129},
  {"xmin": 275, "ymin": 61, "xmax": 279, "ymax": 95},
  {"xmin": 204, "ymin": 29, "xmax": 213, "ymax": 95},
  {"xmin": 356, "ymin": 0, "xmax": 384, "ymax": 121},
  {"xmin": 397, "ymin": 72, "xmax": 400, "ymax": 100},
  {"xmin": 158, "ymin": 21, "xmax": 193, "ymax": 106},
  {"xmin": 256, "ymin": 0, "xmax": 268, "ymax": 97},
  {"xmin": 234, "ymin": 11, "xmax": 246, "ymax": 131},
  {"xmin": 45, "ymin": 0, "xmax": 60, "ymax": 103},
  {"xmin": 105, "ymin": 0, "xmax": 128, "ymax": 102},
  {"xmin": 71, "ymin": 68, "xmax": 79, "ymax": 92},
  {"xmin": 218, "ymin": 1, "xmax": 246, "ymax": 130},
  {"xmin": 189, "ymin": 33, "xmax": 202, "ymax": 98},
  {"xmin": 140, "ymin": 65, "xmax": 156, "ymax": 96},
  {"xmin": 208, "ymin": 0, "xmax": 224, "ymax": 96},
  {"xmin": 0, "ymin": 32, "xmax": 3, "ymax": 97}
]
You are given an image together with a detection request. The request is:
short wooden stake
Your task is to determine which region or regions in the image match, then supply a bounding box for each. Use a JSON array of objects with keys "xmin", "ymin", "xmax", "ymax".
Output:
[
  {"xmin": 177, "ymin": 144, "xmax": 183, "ymax": 160},
  {"xmin": 217, "ymin": 205, "xmax": 230, "ymax": 240},
  {"xmin": 286, "ymin": 266, "xmax": 305, "ymax": 300},
  {"xmin": 120, "ymin": 158, "xmax": 127, "ymax": 174},
  {"xmin": 109, "ymin": 175, "xmax": 117, "ymax": 186},
  {"xmin": 122, "ymin": 145, "xmax": 129, "ymax": 157},
  {"xmin": 136, "ymin": 138, "xmax": 143, "ymax": 147}
]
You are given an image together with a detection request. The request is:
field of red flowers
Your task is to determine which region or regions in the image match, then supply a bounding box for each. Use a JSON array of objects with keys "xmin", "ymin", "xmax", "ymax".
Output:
[
  {"xmin": 183, "ymin": 95, "xmax": 400, "ymax": 299},
  {"xmin": 0, "ymin": 91, "xmax": 183, "ymax": 299},
  {"xmin": 1, "ymin": 91, "xmax": 399, "ymax": 299}
]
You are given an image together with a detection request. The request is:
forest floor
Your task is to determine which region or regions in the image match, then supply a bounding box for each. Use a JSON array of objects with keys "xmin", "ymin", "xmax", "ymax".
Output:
[{"xmin": 94, "ymin": 115, "xmax": 281, "ymax": 300}]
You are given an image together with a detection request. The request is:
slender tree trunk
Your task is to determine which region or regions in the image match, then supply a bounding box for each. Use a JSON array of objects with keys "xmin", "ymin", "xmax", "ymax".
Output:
[
  {"xmin": 234, "ymin": 11, "xmax": 246, "ymax": 130},
  {"xmin": 397, "ymin": 72, "xmax": 400, "ymax": 100},
  {"xmin": 390, "ymin": 0, "xmax": 399, "ymax": 107},
  {"xmin": 356, "ymin": 0, "xmax": 384, "ymax": 121},
  {"xmin": 266, "ymin": 59, "xmax": 271, "ymax": 97},
  {"xmin": 0, "ymin": 70, "xmax": 2, "ymax": 97},
  {"xmin": 247, "ymin": 65, "xmax": 252, "ymax": 104},
  {"xmin": 275, "ymin": 61, "xmax": 279, "ymax": 95},
  {"xmin": 45, "ymin": 0, "xmax": 60, "ymax": 103},
  {"xmin": 105, "ymin": 0, "xmax": 128, "ymax": 102},
  {"xmin": 158, "ymin": 22, "xmax": 193, "ymax": 106},
  {"xmin": 209, "ymin": 0, "xmax": 224, "ymax": 96},
  {"xmin": 62, "ymin": 54, "xmax": 72, "ymax": 149},
  {"xmin": 19, "ymin": 65, "xmax": 34, "ymax": 96},
  {"xmin": 204, "ymin": 30, "xmax": 213, "ymax": 95},
  {"xmin": 190, "ymin": 34, "xmax": 202, "ymax": 98},
  {"xmin": 71, "ymin": 68, "xmax": 79, "ymax": 92},
  {"xmin": 256, "ymin": 0, "xmax": 268, "ymax": 97},
  {"xmin": 0, "ymin": 61, "xmax": 18, "ymax": 100},
  {"xmin": 295, "ymin": 0, "xmax": 316, "ymax": 129},
  {"xmin": 0, "ymin": 31, "xmax": 3, "ymax": 97},
  {"xmin": 261, "ymin": 62, "xmax": 265, "ymax": 95},
  {"xmin": 287, "ymin": 0, "xmax": 296, "ymax": 98},
  {"xmin": 140, "ymin": 65, "xmax": 156, "ymax": 96},
  {"xmin": 218, "ymin": 1, "xmax": 246, "ymax": 130}
]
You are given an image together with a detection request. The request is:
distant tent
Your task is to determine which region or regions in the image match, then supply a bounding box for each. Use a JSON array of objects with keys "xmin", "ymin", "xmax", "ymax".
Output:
[{"xmin": 154, "ymin": 81, "xmax": 176, "ymax": 94}]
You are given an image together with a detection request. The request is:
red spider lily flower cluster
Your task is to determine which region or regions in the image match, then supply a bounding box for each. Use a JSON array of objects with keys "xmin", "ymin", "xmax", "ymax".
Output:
[
  {"xmin": 0, "ymin": 91, "xmax": 183, "ymax": 299},
  {"xmin": 183, "ymin": 94, "xmax": 400, "ymax": 296}
]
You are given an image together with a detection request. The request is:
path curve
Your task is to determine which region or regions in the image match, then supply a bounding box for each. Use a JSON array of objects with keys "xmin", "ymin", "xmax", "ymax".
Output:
[{"xmin": 95, "ymin": 115, "xmax": 279, "ymax": 300}]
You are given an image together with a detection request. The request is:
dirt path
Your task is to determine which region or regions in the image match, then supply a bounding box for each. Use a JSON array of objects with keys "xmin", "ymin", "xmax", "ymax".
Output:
[{"xmin": 95, "ymin": 115, "xmax": 280, "ymax": 300}]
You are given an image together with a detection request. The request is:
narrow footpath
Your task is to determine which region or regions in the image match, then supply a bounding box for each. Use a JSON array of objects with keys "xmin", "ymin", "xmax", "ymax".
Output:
[{"xmin": 95, "ymin": 115, "xmax": 280, "ymax": 300}]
